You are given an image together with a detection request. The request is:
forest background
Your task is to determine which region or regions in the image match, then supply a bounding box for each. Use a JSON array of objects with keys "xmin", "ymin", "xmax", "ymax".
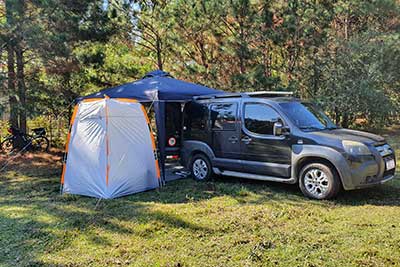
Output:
[{"xmin": 1, "ymin": 0, "xmax": 399, "ymax": 146}]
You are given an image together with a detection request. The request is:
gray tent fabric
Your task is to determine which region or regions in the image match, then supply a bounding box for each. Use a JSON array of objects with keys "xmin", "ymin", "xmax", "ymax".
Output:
[{"xmin": 62, "ymin": 99, "xmax": 160, "ymax": 199}]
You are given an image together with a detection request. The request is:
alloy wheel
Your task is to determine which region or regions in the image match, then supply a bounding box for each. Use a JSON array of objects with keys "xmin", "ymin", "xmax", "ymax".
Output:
[
  {"xmin": 303, "ymin": 168, "xmax": 330, "ymax": 198},
  {"xmin": 193, "ymin": 158, "xmax": 208, "ymax": 180}
]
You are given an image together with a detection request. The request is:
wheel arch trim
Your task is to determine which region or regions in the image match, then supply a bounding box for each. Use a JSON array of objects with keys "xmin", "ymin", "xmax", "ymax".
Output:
[
  {"xmin": 181, "ymin": 140, "xmax": 215, "ymax": 168},
  {"xmin": 292, "ymin": 144, "xmax": 353, "ymax": 190}
]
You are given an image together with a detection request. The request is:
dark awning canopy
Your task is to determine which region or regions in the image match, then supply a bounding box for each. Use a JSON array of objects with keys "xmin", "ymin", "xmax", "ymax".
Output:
[
  {"xmin": 80, "ymin": 70, "xmax": 223, "ymax": 102},
  {"xmin": 78, "ymin": 70, "xmax": 224, "ymax": 184}
]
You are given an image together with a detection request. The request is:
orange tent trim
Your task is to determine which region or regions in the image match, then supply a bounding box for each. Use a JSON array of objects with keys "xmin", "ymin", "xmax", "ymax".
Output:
[
  {"xmin": 116, "ymin": 98, "xmax": 138, "ymax": 103},
  {"xmin": 140, "ymin": 105, "xmax": 161, "ymax": 179},
  {"xmin": 61, "ymin": 104, "xmax": 79, "ymax": 184}
]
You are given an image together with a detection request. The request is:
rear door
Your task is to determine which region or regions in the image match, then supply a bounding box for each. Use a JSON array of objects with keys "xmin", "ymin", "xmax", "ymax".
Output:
[
  {"xmin": 240, "ymin": 101, "xmax": 292, "ymax": 178},
  {"xmin": 210, "ymin": 102, "xmax": 242, "ymax": 171},
  {"xmin": 165, "ymin": 103, "xmax": 183, "ymax": 156}
]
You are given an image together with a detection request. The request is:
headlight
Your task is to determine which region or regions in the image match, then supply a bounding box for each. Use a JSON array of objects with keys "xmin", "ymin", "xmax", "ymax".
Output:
[{"xmin": 342, "ymin": 140, "xmax": 371, "ymax": 156}]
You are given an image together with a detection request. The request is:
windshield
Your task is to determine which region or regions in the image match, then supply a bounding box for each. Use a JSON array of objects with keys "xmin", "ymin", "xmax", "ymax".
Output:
[{"xmin": 279, "ymin": 101, "xmax": 337, "ymax": 131}]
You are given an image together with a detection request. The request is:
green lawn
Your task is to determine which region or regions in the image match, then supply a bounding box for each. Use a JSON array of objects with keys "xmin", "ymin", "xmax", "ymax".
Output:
[{"xmin": 1, "ymin": 129, "xmax": 400, "ymax": 267}]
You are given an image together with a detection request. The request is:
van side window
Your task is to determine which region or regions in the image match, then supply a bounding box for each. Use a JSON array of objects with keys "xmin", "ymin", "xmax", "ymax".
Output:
[
  {"xmin": 244, "ymin": 103, "xmax": 280, "ymax": 135},
  {"xmin": 184, "ymin": 102, "xmax": 207, "ymax": 131},
  {"xmin": 210, "ymin": 103, "xmax": 237, "ymax": 130}
]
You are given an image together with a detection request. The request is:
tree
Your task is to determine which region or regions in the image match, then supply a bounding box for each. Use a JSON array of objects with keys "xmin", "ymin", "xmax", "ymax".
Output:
[
  {"xmin": 1, "ymin": 0, "xmax": 399, "ymax": 136},
  {"xmin": 4, "ymin": 0, "xmax": 19, "ymax": 130},
  {"xmin": 312, "ymin": 0, "xmax": 400, "ymax": 127},
  {"xmin": 128, "ymin": 0, "xmax": 172, "ymax": 70},
  {"xmin": 166, "ymin": 0, "xmax": 227, "ymax": 86}
]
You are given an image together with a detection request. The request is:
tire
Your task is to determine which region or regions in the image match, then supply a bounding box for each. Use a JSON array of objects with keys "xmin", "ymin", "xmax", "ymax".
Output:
[
  {"xmin": 299, "ymin": 163, "xmax": 341, "ymax": 200},
  {"xmin": 190, "ymin": 153, "xmax": 212, "ymax": 181},
  {"xmin": 1, "ymin": 138, "xmax": 14, "ymax": 153},
  {"xmin": 31, "ymin": 136, "xmax": 49, "ymax": 152}
]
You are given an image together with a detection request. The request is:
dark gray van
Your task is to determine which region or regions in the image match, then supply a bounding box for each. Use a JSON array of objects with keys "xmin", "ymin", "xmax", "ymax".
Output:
[{"xmin": 180, "ymin": 92, "xmax": 396, "ymax": 199}]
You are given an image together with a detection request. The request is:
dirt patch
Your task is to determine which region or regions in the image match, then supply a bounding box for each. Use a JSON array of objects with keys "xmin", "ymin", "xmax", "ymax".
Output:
[{"xmin": 0, "ymin": 149, "xmax": 63, "ymax": 176}]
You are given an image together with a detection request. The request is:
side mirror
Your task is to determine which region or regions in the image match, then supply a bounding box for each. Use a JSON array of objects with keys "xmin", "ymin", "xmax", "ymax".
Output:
[{"xmin": 273, "ymin": 122, "xmax": 290, "ymax": 136}]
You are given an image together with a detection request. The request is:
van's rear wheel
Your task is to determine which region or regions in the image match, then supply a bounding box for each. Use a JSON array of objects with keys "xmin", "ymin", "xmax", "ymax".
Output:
[
  {"xmin": 299, "ymin": 163, "xmax": 340, "ymax": 199},
  {"xmin": 190, "ymin": 154, "xmax": 212, "ymax": 181}
]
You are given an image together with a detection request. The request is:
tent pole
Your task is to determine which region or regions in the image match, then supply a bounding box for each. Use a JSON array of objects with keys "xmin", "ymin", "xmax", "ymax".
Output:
[
  {"xmin": 154, "ymin": 101, "xmax": 166, "ymax": 185},
  {"xmin": 146, "ymin": 95, "xmax": 156, "ymax": 114}
]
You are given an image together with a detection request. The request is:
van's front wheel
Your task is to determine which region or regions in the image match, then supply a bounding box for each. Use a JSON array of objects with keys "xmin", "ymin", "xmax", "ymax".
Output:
[
  {"xmin": 299, "ymin": 163, "xmax": 341, "ymax": 199},
  {"xmin": 190, "ymin": 154, "xmax": 212, "ymax": 181}
]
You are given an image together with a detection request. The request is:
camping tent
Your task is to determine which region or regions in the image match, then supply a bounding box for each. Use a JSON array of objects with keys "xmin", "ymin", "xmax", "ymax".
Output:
[
  {"xmin": 61, "ymin": 98, "xmax": 160, "ymax": 199},
  {"xmin": 79, "ymin": 70, "xmax": 224, "ymax": 182}
]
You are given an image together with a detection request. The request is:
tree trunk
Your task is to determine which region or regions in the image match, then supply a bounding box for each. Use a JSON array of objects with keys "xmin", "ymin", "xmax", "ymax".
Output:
[
  {"xmin": 6, "ymin": 0, "xmax": 19, "ymax": 129},
  {"xmin": 342, "ymin": 113, "xmax": 349, "ymax": 128},
  {"xmin": 15, "ymin": 45, "xmax": 27, "ymax": 133},
  {"xmin": 156, "ymin": 37, "xmax": 163, "ymax": 70},
  {"xmin": 49, "ymin": 115, "xmax": 52, "ymax": 149},
  {"xmin": 7, "ymin": 44, "xmax": 18, "ymax": 129},
  {"xmin": 334, "ymin": 106, "xmax": 340, "ymax": 125},
  {"xmin": 239, "ymin": 25, "xmax": 245, "ymax": 74}
]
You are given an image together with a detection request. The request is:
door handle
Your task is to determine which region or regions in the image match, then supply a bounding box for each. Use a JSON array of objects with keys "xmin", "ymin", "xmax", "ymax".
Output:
[
  {"xmin": 228, "ymin": 136, "xmax": 238, "ymax": 143},
  {"xmin": 241, "ymin": 136, "xmax": 252, "ymax": 144}
]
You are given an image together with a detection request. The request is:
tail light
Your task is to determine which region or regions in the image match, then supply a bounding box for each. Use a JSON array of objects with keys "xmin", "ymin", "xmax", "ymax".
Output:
[{"xmin": 166, "ymin": 155, "xmax": 180, "ymax": 160}]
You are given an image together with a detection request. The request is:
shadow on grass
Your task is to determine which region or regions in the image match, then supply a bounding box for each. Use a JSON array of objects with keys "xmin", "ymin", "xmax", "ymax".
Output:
[
  {"xmin": 0, "ymin": 150, "xmax": 399, "ymax": 265},
  {"xmin": 0, "ymin": 152, "xmax": 214, "ymax": 265},
  {"xmin": 207, "ymin": 174, "xmax": 400, "ymax": 207}
]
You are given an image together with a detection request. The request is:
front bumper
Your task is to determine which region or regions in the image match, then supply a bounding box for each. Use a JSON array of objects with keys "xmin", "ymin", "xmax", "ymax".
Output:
[{"xmin": 345, "ymin": 151, "xmax": 396, "ymax": 190}]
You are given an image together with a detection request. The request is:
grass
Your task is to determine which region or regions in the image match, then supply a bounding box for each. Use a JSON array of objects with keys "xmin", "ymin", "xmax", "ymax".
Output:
[{"xmin": 1, "ymin": 128, "xmax": 400, "ymax": 267}]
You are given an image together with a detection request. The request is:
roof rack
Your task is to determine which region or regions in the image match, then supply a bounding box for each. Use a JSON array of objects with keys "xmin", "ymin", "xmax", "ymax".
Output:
[
  {"xmin": 193, "ymin": 91, "xmax": 293, "ymax": 100},
  {"xmin": 245, "ymin": 91, "xmax": 293, "ymax": 97},
  {"xmin": 193, "ymin": 93, "xmax": 244, "ymax": 100}
]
